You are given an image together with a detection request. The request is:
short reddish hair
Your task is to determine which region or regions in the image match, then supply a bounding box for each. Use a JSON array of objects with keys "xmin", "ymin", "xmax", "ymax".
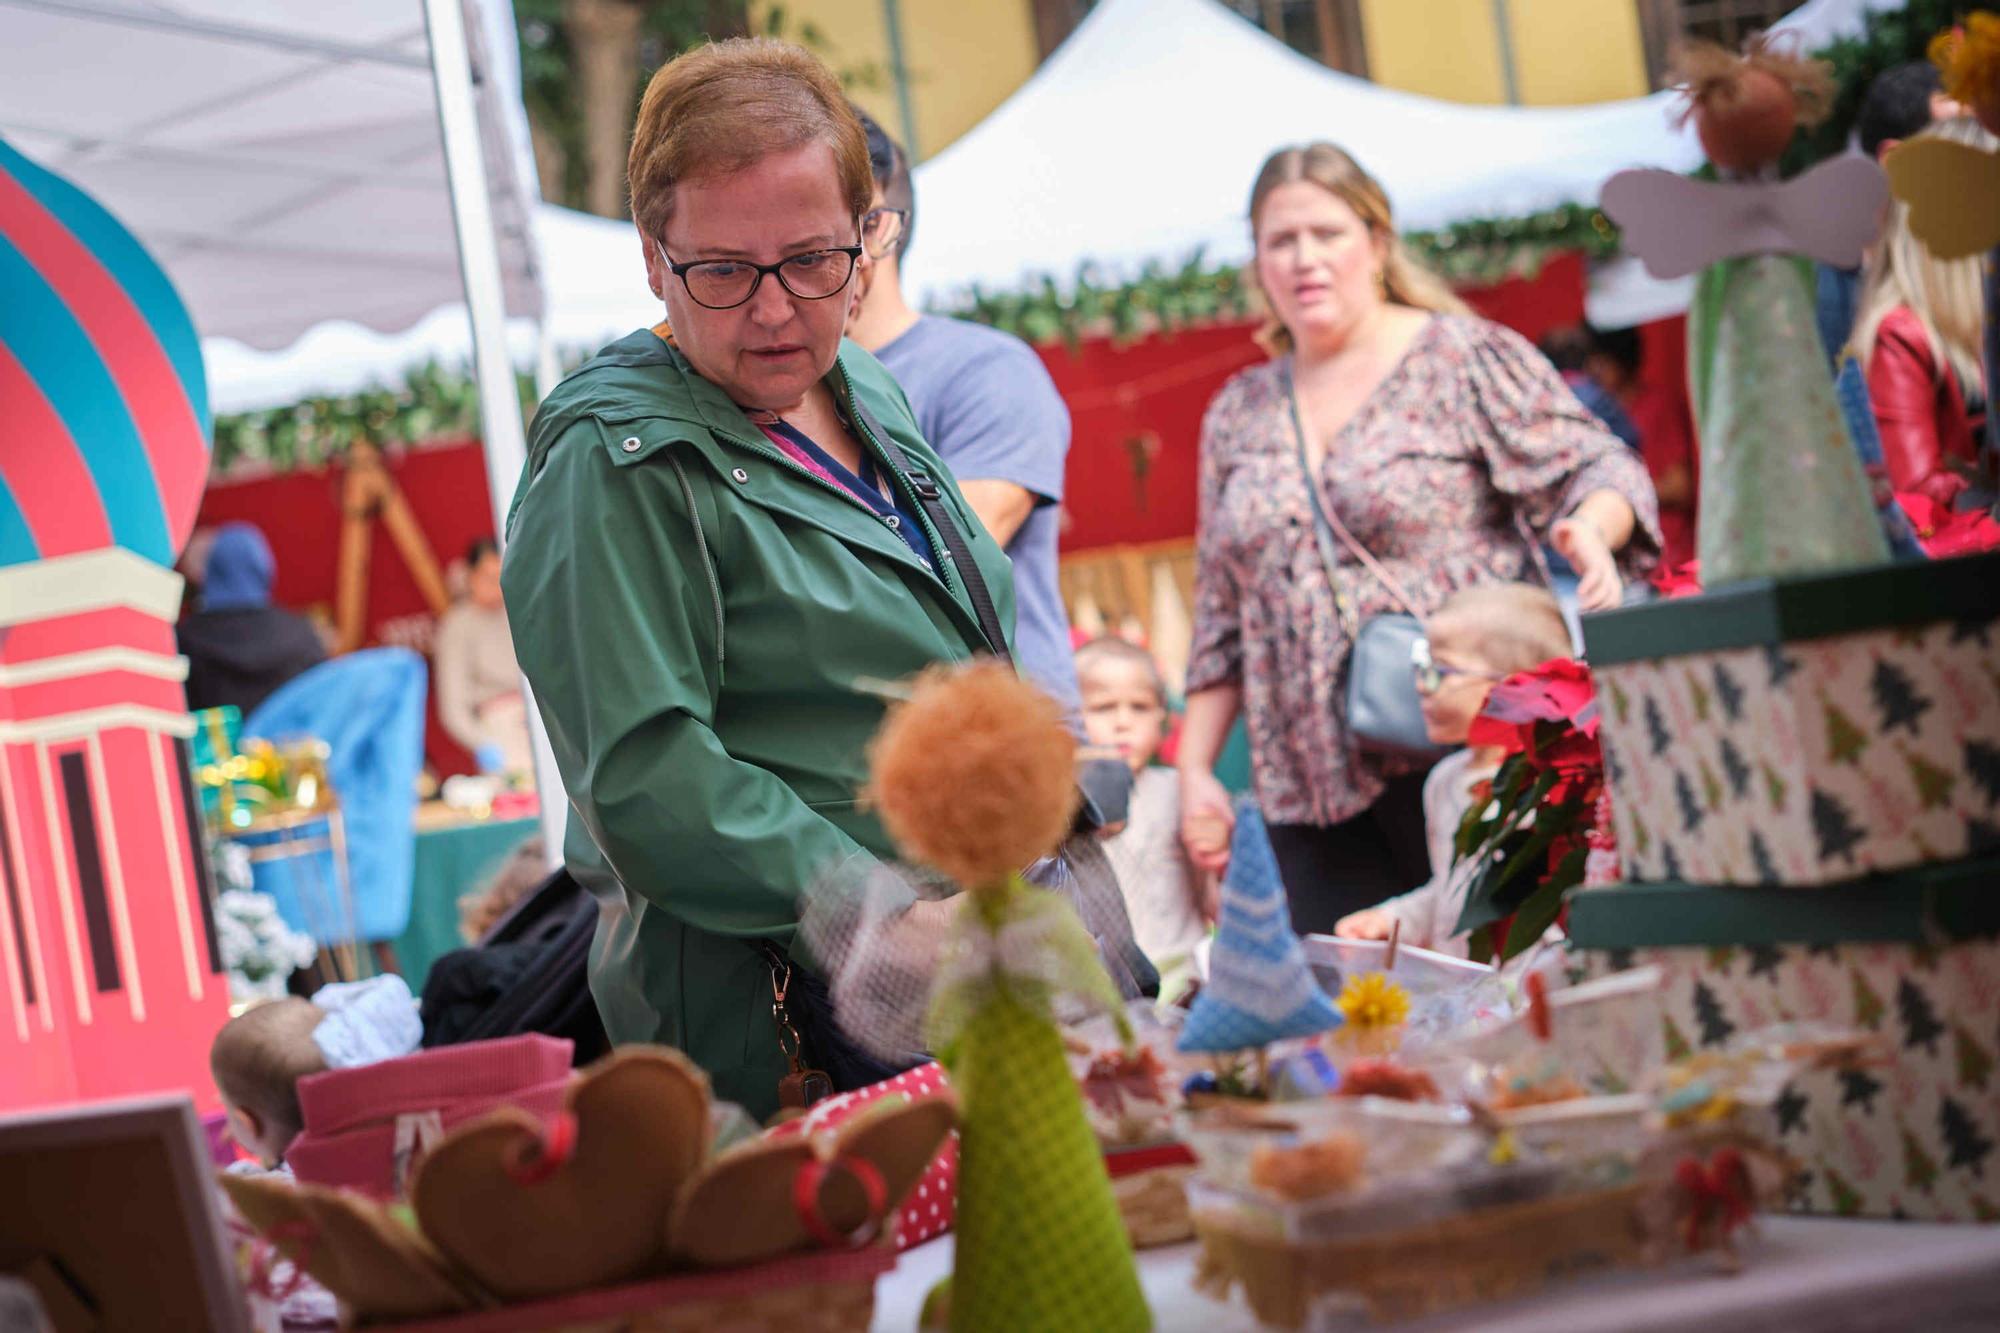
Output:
[{"xmin": 627, "ymin": 38, "xmax": 872, "ymax": 243}]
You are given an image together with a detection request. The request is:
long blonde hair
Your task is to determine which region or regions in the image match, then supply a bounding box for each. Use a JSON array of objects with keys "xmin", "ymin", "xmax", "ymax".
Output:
[
  {"xmin": 1248, "ymin": 143, "xmax": 1470, "ymax": 356},
  {"xmin": 1853, "ymin": 116, "xmax": 1993, "ymax": 397}
]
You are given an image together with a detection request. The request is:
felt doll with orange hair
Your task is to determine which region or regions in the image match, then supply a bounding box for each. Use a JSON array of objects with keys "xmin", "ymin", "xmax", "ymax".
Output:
[{"xmin": 868, "ymin": 662, "xmax": 1150, "ymax": 1333}]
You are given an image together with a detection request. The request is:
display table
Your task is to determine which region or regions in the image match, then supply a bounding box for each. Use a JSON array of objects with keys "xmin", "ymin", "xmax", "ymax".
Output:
[
  {"xmin": 390, "ymin": 811, "xmax": 539, "ymax": 992},
  {"xmin": 872, "ymin": 1218, "xmax": 2000, "ymax": 1332}
]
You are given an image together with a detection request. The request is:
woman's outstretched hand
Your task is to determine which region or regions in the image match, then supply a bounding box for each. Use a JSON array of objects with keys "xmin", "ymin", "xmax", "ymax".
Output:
[
  {"xmin": 1179, "ymin": 768, "xmax": 1236, "ymax": 875},
  {"xmin": 1551, "ymin": 516, "xmax": 1623, "ymax": 611}
]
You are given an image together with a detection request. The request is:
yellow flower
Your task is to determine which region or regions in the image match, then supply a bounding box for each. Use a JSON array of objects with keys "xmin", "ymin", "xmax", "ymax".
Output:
[
  {"xmin": 1335, "ymin": 972, "xmax": 1411, "ymax": 1030},
  {"xmin": 1932, "ymin": 14, "xmax": 2000, "ymax": 110}
]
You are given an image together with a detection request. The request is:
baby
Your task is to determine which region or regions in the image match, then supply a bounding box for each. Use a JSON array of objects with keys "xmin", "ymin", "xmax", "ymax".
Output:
[
  {"xmin": 210, "ymin": 997, "xmax": 328, "ymax": 1167},
  {"xmin": 1076, "ymin": 636, "xmax": 1210, "ymax": 999},
  {"xmin": 210, "ymin": 976, "xmax": 425, "ymax": 1166},
  {"xmin": 1334, "ymin": 583, "xmax": 1573, "ymax": 957}
]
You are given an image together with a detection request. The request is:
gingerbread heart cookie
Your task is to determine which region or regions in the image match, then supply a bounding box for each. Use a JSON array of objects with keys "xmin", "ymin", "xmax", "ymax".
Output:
[
  {"xmin": 411, "ymin": 1047, "xmax": 710, "ymax": 1301},
  {"xmin": 220, "ymin": 1173, "xmax": 480, "ymax": 1320},
  {"xmin": 669, "ymin": 1091, "xmax": 957, "ymax": 1268}
]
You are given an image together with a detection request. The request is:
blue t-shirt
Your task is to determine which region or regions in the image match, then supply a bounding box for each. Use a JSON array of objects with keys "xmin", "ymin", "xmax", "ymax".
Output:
[{"xmin": 877, "ymin": 316, "xmax": 1080, "ymax": 715}]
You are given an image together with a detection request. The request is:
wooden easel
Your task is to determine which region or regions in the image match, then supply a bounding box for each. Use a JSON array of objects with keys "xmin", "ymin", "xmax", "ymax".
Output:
[{"xmin": 332, "ymin": 440, "xmax": 451, "ymax": 655}]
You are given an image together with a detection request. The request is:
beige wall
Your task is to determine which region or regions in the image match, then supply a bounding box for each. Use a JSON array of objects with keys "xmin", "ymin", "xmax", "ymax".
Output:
[
  {"xmin": 755, "ymin": 0, "xmax": 1042, "ymax": 159},
  {"xmin": 1509, "ymin": 0, "xmax": 1650, "ymax": 104},
  {"xmin": 1359, "ymin": 0, "xmax": 1508, "ymax": 105},
  {"xmin": 1359, "ymin": 0, "xmax": 1648, "ymax": 106}
]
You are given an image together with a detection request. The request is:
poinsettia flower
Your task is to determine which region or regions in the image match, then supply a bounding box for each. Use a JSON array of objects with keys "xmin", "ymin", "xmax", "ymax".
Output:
[
  {"xmin": 1894, "ymin": 493, "xmax": 2000, "ymax": 558},
  {"xmin": 1473, "ymin": 659, "xmax": 1598, "ymax": 735}
]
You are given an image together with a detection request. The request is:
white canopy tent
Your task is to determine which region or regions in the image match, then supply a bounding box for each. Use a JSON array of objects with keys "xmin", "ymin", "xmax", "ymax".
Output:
[
  {"xmin": 0, "ymin": 0, "xmax": 544, "ymax": 349},
  {"xmin": 208, "ymin": 200, "xmax": 647, "ymax": 412},
  {"xmin": 0, "ymin": 0, "xmax": 566, "ymax": 854}
]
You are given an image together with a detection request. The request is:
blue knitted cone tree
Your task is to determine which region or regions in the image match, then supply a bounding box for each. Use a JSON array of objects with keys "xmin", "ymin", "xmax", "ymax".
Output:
[{"xmin": 1179, "ymin": 803, "xmax": 1341, "ymax": 1054}]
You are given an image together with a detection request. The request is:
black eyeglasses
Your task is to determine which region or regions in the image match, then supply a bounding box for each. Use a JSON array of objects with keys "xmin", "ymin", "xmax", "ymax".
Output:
[
  {"xmin": 861, "ymin": 206, "xmax": 909, "ymax": 259},
  {"xmin": 656, "ymin": 239, "xmax": 862, "ymax": 310},
  {"xmin": 1410, "ymin": 637, "xmax": 1503, "ymax": 696}
]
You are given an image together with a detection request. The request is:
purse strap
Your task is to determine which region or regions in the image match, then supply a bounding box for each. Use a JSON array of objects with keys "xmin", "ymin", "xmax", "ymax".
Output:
[
  {"xmin": 1285, "ymin": 364, "xmax": 1426, "ymax": 624},
  {"xmin": 842, "ymin": 381, "xmax": 1016, "ymax": 670}
]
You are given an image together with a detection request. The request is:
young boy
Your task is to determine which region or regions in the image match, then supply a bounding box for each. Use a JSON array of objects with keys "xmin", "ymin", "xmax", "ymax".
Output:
[
  {"xmin": 1076, "ymin": 637, "xmax": 1209, "ymax": 999},
  {"xmin": 210, "ymin": 997, "xmax": 328, "ymax": 1167},
  {"xmin": 1334, "ymin": 584, "xmax": 1574, "ymax": 957}
]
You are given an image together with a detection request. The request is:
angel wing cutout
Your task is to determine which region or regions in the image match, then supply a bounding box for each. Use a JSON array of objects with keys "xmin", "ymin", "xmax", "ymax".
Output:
[
  {"xmin": 1602, "ymin": 155, "xmax": 1889, "ymax": 280},
  {"xmin": 1884, "ymin": 137, "xmax": 2000, "ymax": 260}
]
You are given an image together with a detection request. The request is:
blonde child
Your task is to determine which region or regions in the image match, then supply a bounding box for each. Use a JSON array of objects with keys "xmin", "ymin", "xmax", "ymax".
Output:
[
  {"xmin": 1334, "ymin": 584, "xmax": 1574, "ymax": 957},
  {"xmin": 1076, "ymin": 637, "xmax": 1210, "ymax": 997},
  {"xmin": 210, "ymin": 997, "xmax": 328, "ymax": 1167}
]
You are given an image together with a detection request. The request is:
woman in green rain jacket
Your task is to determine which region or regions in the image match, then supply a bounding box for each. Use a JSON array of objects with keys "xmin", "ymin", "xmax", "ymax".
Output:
[{"xmin": 501, "ymin": 41, "xmax": 1015, "ymax": 1119}]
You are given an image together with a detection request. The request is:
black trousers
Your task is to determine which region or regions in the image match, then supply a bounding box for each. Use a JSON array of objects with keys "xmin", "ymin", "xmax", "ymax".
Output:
[{"xmin": 1265, "ymin": 771, "xmax": 1433, "ymax": 936}]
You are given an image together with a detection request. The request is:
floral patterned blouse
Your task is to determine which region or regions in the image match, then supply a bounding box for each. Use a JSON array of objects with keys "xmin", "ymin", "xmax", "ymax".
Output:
[{"xmin": 1186, "ymin": 314, "xmax": 1662, "ymax": 827}]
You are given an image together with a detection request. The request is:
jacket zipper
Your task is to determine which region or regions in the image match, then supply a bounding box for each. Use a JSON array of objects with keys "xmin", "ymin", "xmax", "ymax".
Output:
[{"xmin": 664, "ymin": 452, "xmax": 725, "ymax": 669}]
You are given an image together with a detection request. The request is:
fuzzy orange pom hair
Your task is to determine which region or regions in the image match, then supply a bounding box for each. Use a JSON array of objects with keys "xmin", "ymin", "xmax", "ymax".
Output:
[
  {"xmin": 864, "ymin": 662, "xmax": 1079, "ymax": 891},
  {"xmin": 1671, "ymin": 34, "xmax": 1834, "ymax": 174}
]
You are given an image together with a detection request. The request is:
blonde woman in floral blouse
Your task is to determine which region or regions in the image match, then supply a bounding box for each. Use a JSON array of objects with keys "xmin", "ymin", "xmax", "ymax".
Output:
[{"xmin": 1177, "ymin": 143, "xmax": 1661, "ymax": 934}]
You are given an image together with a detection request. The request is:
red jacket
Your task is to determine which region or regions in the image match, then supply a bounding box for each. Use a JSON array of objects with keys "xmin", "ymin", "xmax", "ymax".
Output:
[{"xmin": 1867, "ymin": 305, "xmax": 1984, "ymax": 505}]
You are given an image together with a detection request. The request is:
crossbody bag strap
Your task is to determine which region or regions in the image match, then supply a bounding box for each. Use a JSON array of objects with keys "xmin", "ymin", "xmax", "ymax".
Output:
[
  {"xmin": 1285, "ymin": 365, "xmax": 1425, "ymax": 622},
  {"xmin": 843, "ymin": 387, "xmax": 1016, "ymax": 671}
]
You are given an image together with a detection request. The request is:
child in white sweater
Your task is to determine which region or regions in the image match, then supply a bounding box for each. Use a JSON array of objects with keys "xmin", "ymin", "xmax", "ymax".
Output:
[
  {"xmin": 1077, "ymin": 637, "xmax": 1211, "ymax": 999},
  {"xmin": 1334, "ymin": 584, "xmax": 1573, "ymax": 958}
]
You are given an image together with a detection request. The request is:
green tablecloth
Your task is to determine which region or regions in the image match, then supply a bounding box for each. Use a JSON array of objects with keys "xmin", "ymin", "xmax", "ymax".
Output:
[{"xmin": 393, "ymin": 815, "xmax": 539, "ymax": 993}]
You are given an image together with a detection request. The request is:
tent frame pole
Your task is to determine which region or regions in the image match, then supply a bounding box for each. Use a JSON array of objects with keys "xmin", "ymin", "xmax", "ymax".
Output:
[{"xmin": 423, "ymin": 0, "xmax": 567, "ymax": 867}]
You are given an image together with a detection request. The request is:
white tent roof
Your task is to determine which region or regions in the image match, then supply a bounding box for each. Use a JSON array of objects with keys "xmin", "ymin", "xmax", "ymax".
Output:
[
  {"xmin": 206, "ymin": 201, "xmax": 646, "ymax": 411},
  {"xmin": 0, "ymin": 0, "xmax": 543, "ymax": 352}
]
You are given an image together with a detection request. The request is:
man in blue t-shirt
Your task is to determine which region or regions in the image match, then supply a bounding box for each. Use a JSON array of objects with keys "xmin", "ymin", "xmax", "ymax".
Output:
[{"xmin": 845, "ymin": 113, "xmax": 1082, "ymax": 720}]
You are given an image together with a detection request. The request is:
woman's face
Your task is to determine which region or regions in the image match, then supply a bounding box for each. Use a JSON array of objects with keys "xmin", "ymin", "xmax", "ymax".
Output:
[
  {"xmin": 1254, "ymin": 181, "xmax": 1385, "ymax": 350},
  {"xmin": 644, "ymin": 141, "xmax": 858, "ymax": 412}
]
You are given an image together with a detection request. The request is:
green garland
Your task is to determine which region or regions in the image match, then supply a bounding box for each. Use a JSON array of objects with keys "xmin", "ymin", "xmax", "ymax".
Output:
[
  {"xmin": 210, "ymin": 363, "xmax": 535, "ymax": 476},
  {"xmin": 939, "ymin": 202, "xmax": 1620, "ymax": 349}
]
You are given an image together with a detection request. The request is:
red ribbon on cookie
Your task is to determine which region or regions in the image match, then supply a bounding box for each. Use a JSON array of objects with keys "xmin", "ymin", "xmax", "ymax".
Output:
[
  {"xmin": 504, "ymin": 1111, "xmax": 578, "ymax": 1187},
  {"xmin": 792, "ymin": 1154, "xmax": 889, "ymax": 1249}
]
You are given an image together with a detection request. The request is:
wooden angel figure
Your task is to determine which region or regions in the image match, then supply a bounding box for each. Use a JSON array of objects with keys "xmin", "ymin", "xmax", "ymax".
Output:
[{"xmin": 1602, "ymin": 36, "xmax": 1890, "ymax": 587}]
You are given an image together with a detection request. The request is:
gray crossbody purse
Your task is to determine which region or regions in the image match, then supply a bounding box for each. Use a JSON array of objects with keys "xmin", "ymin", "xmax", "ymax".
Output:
[{"xmin": 1286, "ymin": 367, "xmax": 1447, "ymax": 763}]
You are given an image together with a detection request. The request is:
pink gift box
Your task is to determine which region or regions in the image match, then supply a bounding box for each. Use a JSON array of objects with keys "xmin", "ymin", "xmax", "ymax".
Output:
[{"xmin": 287, "ymin": 1035, "xmax": 574, "ymax": 1198}]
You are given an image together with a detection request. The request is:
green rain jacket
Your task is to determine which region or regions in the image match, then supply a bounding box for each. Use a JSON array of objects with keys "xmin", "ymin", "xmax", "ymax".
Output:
[{"xmin": 501, "ymin": 329, "xmax": 1016, "ymax": 1119}]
